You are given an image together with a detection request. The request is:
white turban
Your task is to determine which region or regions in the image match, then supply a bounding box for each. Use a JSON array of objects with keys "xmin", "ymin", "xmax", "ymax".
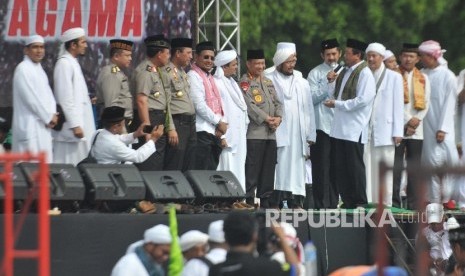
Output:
[
  {"xmin": 61, "ymin": 27, "xmax": 85, "ymax": 43},
  {"xmin": 273, "ymin": 49, "xmax": 295, "ymax": 66},
  {"xmin": 25, "ymin": 35, "xmax": 44, "ymax": 46},
  {"xmin": 214, "ymin": 50, "xmax": 237, "ymax": 67},
  {"xmin": 276, "ymin": 42, "xmax": 296, "ymax": 52},
  {"xmin": 179, "ymin": 230, "xmax": 209, "ymax": 252},
  {"xmin": 383, "ymin": 50, "xmax": 394, "ymax": 61},
  {"xmin": 144, "ymin": 224, "xmax": 172, "ymax": 245},
  {"xmin": 208, "ymin": 220, "xmax": 225, "ymax": 243},
  {"xmin": 419, "ymin": 40, "xmax": 445, "ymax": 60},
  {"xmin": 365, "ymin": 42, "xmax": 386, "ymax": 57}
]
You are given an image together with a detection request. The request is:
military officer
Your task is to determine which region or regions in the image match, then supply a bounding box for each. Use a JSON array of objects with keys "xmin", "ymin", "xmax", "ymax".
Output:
[
  {"xmin": 132, "ymin": 34, "xmax": 172, "ymax": 171},
  {"xmin": 241, "ymin": 49, "xmax": 283, "ymax": 208},
  {"xmin": 161, "ymin": 38, "xmax": 196, "ymax": 171},
  {"xmin": 96, "ymin": 39, "xmax": 134, "ymax": 129}
]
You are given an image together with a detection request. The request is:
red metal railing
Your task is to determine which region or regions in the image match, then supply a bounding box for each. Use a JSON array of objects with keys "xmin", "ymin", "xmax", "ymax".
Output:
[{"xmin": 0, "ymin": 152, "xmax": 50, "ymax": 276}]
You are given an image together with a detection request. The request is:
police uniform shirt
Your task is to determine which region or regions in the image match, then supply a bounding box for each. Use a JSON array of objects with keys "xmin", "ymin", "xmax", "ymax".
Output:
[
  {"xmin": 132, "ymin": 59, "xmax": 169, "ymax": 111},
  {"xmin": 162, "ymin": 62, "xmax": 195, "ymax": 115},
  {"xmin": 96, "ymin": 62, "xmax": 133, "ymax": 119},
  {"xmin": 240, "ymin": 74, "xmax": 283, "ymax": 140}
]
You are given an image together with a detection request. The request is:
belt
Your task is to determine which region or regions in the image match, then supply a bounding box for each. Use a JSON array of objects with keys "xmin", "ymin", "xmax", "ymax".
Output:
[
  {"xmin": 172, "ymin": 113, "xmax": 195, "ymax": 122},
  {"xmin": 148, "ymin": 109, "xmax": 165, "ymax": 115}
]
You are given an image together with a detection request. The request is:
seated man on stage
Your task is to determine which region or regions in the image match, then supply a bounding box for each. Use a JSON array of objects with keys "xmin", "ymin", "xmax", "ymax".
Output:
[{"xmin": 91, "ymin": 106, "xmax": 163, "ymax": 164}]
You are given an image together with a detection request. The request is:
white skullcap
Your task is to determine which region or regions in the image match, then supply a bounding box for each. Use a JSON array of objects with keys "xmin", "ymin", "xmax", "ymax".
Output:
[
  {"xmin": 447, "ymin": 217, "xmax": 460, "ymax": 230},
  {"xmin": 273, "ymin": 49, "xmax": 295, "ymax": 66},
  {"xmin": 25, "ymin": 35, "xmax": 44, "ymax": 46},
  {"xmin": 143, "ymin": 224, "xmax": 172, "ymax": 245},
  {"xmin": 214, "ymin": 50, "xmax": 237, "ymax": 67},
  {"xmin": 276, "ymin": 42, "xmax": 296, "ymax": 52},
  {"xmin": 426, "ymin": 203, "xmax": 444, "ymax": 224},
  {"xmin": 179, "ymin": 230, "xmax": 209, "ymax": 252},
  {"xmin": 365, "ymin": 42, "xmax": 386, "ymax": 56},
  {"xmin": 419, "ymin": 40, "xmax": 446, "ymax": 60},
  {"xmin": 208, "ymin": 220, "xmax": 225, "ymax": 243},
  {"xmin": 61, "ymin": 27, "xmax": 85, "ymax": 43},
  {"xmin": 383, "ymin": 50, "xmax": 394, "ymax": 61}
]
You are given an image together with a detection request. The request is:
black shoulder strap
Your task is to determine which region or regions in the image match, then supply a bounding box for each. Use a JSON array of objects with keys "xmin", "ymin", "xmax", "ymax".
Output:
[
  {"xmin": 196, "ymin": 256, "xmax": 214, "ymax": 268},
  {"xmin": 88, "ymin": 132, "xmax": 101, "ymax": 157}
]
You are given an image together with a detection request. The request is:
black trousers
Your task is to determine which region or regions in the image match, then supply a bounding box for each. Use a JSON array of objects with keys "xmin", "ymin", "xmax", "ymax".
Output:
[
  {"xmin": 245, "ymin": 139, "xmax": 277, "ymax": 201},
  {"xmin": 163, "ymin": 114, "xmax": 196, "ymax": 171},
  {"xmin": 393, "ymin": 139, "xmax": 423, "ymax": 209},
  {"xmin": 187, "ymin": 131, "xmax": 222, "ymax": 170},
  {"xmin": 311, "ymin": 130, "xmax": 338, "ymax": 209},
  {"xmin": 134, "ymin": 110, "xmax": 166, "ymax": 171},
  {"xmin": 330, "ymin": 137, "xmax": 367, "ymax": 208}
]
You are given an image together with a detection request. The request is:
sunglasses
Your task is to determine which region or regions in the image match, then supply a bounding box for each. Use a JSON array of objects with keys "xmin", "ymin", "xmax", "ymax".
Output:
[{"xmin": 203, "ymin": 55, "xmax": 215, "ymax": 61}]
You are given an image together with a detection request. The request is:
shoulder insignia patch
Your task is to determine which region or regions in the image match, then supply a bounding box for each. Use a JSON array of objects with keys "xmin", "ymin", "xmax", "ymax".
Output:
[
  {"xmin": 240, "ymin": 81, "xmax": 250, "ymax": 93},
  {"xmin": 111, "ymin": 65, "xmax": 120, "ymax": 73}
]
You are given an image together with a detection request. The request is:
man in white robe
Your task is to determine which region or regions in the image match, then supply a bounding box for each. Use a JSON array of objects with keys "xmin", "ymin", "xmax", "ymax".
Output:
[
  {"xmin": 364, "ymin": 43, "xmax": 404, "ymax": 206},
  {"xmin": 324, "ymin": 39, "xmax": 376, "ymax": 209},
  {"xmin": 12, "ymin": 35, "xmax": 58, "ymax": 163},
  {"xmin": 419, "ymin": 40, "xmax": 460, "ymax": 207},
  {"xmin": 111, "ymin": 224, "xmax": 172, "ymax": 276},
  {"xmin": 266, "ymin": 43, "xmax": 316, "ymax": 209},
  {"xmin": 213, "ymin": 50, "xmax": 249, "ymax": 192},
  {"xmin": 53, "ymin": 27, "xmax": 96, "ymax": 165}
]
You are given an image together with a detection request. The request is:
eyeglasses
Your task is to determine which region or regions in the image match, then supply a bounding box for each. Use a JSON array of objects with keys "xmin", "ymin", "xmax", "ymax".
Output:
[{"xmin": 203, "ymin": 55, "xmax": 215, "ymax": 61}]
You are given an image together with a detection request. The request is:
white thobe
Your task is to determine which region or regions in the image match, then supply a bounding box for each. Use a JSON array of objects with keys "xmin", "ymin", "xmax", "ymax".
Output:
[
  {"xmin": 307, "ymin": 62, "xmax": 335, "ymax": 134},
  {"xmin": 422, "ymin": 66, "xmax": 459, "ymax": 203},
  {"xmin": 111, "ymin": 253, "xmax": 150, "ymax": 276},
  {"xmin": 364, "ymin": 64, "xmax": 404, "ymax": 206},
  {"xmin": 214, "ymin": 67, "xmax": 249, "ymax": 191},
  {"xmin": 329, "ymin": 62, "xmax": 376, "ymax": 144},
  {"xmin": 422, "ymin": 224, "xmax": 452, "ymax": 262},
  {"xmin": 181, "ymin": 247, "xmax": 227, "ymax": 276},
  {"xmin": 267, "ymin": 70, "xmax": 316, "ymax": 196},
  {"xmin": 91, "ymin": 129, "xmax": 156, "ymax": 164},
  {"xmin": 402, "ymin": 70, "xmax": 431, "ymax": 140},
  {"xmin": 53, "ymin": 52, "xmax": 96, "ymax": 165},
  {"xmin": 12, "ymin": 56, "xmax": 56, "ymax": 163}
]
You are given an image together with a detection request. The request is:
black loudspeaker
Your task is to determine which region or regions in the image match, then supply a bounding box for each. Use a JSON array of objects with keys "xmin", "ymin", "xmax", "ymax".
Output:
[
  {"xmin": 141, "ymin": 171, "xmax": 195, "ymax": 202},
  {"xmin": 19, "ymin": 163, "xmax": 85, "ymax": 211},
  {"xmin": 184, "ymin": 170, "xmax": 245, "ymax": 202},
  {"xmin": 0, "ymin": 164, "xmax": 29, "ymax": 204},
  {"xmin": 78, "ymin": 164, "xmax": 145, "ymax": 210}
]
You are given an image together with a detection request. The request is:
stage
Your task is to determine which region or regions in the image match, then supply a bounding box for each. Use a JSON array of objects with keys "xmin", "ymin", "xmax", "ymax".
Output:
[{"xmin": 0, "ymin": 210, "xmax": 394, "ymax": 276}]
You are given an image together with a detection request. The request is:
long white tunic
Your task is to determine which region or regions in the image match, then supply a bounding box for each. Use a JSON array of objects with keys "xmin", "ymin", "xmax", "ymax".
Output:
[
  {"xmin": 267, "ymin": 70, "xmax": 316, "ymax": 196},
  {"xmin": 214, "ymin": 67, "xmax": 249, "ymax": 191},
  {"xmin": 53, "ymin": 52, "xmax": 96, "ymax": 165},
  {"xmin": 329, "ymin": 62, "xmax": 376, "ymax": 144},
  {"xmin": 111, "ymin": 253, "xmax": 149, "ymax": 276},
  {"xmin": 181, "ymin": 247, "xmax": 227, "ymax": 276},
  {"xmin": 307, "ymin": 62, "xmax": 335, "ymax": 134},
  {"xmin": 365, "ymin": 64, "xmax": 404, "ymax": 205},
  {"xmin": 402, "ymin": 70, "xmax": 431, "ymax": 140},
  {"xmin": 422, "ymin": 65, "xmax": 459, "ymax": 203},
  {"xmin": 91, "ymin": 129, "xmax": 156, "ymax": 164},
  {"xmin": 12, "ymin": 56, "xmax": 56, "ymax": 163}
]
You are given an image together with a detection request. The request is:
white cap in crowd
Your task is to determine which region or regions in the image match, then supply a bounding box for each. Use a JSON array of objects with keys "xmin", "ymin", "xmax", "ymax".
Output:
[
  {"xmin": 208, "ymin": 220, "xmax": 225, "ymax": 243},
  {"xmin": 179, "ymin": 230, "xmax": 209, "ymax": 252}
]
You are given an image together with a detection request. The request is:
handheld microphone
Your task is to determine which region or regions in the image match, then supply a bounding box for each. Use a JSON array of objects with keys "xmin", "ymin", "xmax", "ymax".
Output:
[{"xmin": 333, "ymin": 62, "xmax": 345, "ymax": 74}]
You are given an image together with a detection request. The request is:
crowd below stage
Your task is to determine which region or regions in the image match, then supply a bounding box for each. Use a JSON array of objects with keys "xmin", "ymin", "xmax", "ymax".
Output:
[{"xmin": 3, "ymin": 26, "xmax": 465, "ymax": 214}]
